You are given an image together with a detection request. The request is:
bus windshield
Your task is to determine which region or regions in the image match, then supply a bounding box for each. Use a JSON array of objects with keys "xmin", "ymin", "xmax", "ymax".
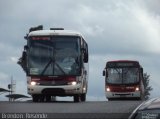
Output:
[
  {"xmin": 107, "ymin": 68, "xmax": 139, "ymax": 84},
  {"xmin": 28, "ymin": 36, "xmax": 81, "ymax": 76}
]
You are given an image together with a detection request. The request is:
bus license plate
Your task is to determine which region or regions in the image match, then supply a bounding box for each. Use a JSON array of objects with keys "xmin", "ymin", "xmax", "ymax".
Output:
[{"xmin": 120, "ymin": 95, "xmax": 126, "ymax": 98}]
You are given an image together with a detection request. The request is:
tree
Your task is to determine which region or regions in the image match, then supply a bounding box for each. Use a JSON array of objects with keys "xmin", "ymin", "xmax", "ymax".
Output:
[{"xmin": 143, "ymin": 73, "xmax": 153, "ymax": 100}]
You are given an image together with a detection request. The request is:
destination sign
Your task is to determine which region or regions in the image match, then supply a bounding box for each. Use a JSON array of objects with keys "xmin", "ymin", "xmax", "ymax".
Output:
[
  {"xmin": 106, "ymin": 62, "xmax": 139, "ymax": 68},
  {"xmin": 30, "ymin": 36, "xmax": 50, "ymax": 41},
  {"xmin": 117, "ymin": 63, "xmax": 134, "ymax": 67}
]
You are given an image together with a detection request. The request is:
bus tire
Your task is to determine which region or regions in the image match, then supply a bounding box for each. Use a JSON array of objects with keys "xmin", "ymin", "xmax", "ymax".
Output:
[
  {"xmin": 108, "ymin": 98, "xmax": 112, "ymax": 101},
  {"xmin": 74, "ymin": 95, "xmax": 80, "ymax": 102},
  {"xmin": 51, "ymin": 96, "xmax": 56, "ymax": 102},
  {"xmin": 32, "ymin": 95, "xmax": 39, "ymax": 102},
  {"xmin": 46, "ymin": 95, "xmax": 51, "ymax": 102},
  {"xmin": 81, "ymin": 94, "xmax": 86, "ymax": 102},
  {"xmin": 139, "ymin": 94, "xmax": 144, "ymax": 101},
  {"xmin": 39, "ymin": 95, "xmax": 45, "ymax": 102}
]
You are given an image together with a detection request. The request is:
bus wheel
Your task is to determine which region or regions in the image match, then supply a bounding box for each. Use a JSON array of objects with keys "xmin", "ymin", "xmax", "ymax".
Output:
[
  {"xmin": 80, "ymin": 94, "xmax": 86, "ymax": 102},
  {"xmin": 139, "ymin": 94, "xmax": 144, "ymax": 101},
  {"xmin": 39, "ymin": 95, "xmax": 45, "ymax": 102},
  {"xmin": 51, "ymin": 96, "xmax": 56, "ymax": 102},
  {"xmin": 32, "ymin": 95, "xmax": 39, "ymax": 102},
  {"xmin": 74, "ymin": 95, "xmax": 80, "ymax": 102},
  {"xmin": 108, "ymin": 98, "xmax": 112, "ymax": 101},
  {"xmin": 46, "ymin": 95, "xmax": 51, "ymax": 102}
]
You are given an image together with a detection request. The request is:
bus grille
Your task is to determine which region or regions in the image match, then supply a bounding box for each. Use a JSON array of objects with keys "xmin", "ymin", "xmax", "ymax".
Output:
[
  {"xmin": 42, "ymin": 88, "xmax": 65, "ymax": 95},
  {"xmin": 39, "ymin": 81, "xmax": 68, "ymax": 86}
]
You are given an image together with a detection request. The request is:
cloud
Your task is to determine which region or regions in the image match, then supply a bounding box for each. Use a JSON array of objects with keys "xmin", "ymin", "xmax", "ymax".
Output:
[
  {"xmin": 0, "ymin": 72, "xmax": 10, "ymax": 93},
  {"xmin": 73, "ymin": 1, "xmax": 160, "ymax": 56},
  {"xmin": 0, "ymin": 72, "xmax": 9, "ymax": 81}
]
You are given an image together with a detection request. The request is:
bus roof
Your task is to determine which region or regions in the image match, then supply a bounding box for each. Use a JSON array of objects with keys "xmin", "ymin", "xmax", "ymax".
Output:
[
  {"xmin": 107, "ymin": 60, "xmax": 139, "ymax": 63},
  {"xmin": 106, "ymin": 60, "xmax": 141, "ymax": 68},
  {"xmin": 28, "ymin": 30, "xmax": 84, "ymax": 38}
]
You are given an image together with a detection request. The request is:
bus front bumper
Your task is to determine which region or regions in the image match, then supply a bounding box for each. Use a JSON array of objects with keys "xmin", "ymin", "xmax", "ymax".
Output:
[
  {"xmin": 106, "ymin": 91, "xmax": 141, "ymax": 99},
  {"xmin": 27, "ymin": 84, "xmax": 83, "ymax": 96}
]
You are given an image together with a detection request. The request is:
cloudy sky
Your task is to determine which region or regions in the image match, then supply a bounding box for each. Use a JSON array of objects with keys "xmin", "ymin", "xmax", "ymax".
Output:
[{"xmin": 0, "ymin": 0, "xmax": 160, "ymax": 101}]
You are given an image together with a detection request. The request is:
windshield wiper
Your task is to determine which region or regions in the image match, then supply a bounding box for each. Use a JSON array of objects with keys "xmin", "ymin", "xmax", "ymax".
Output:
[
  {"xmin": 41, "ymin": 58, "xmax": 52, "ymax": 75},
  {"xmin": 55, "ymin": 62, "xmax": 66, "ymax": 75},
  {"xmin": 41, "ymin": 58, "xmax": 66, "ymax": 75}
]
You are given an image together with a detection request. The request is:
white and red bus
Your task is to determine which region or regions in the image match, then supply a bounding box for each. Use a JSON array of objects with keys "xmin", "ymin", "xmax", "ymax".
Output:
[
  {"xmin": 18, "ymin": 25, "xmax": 89, "ymax": 102},
  {"xmin": 103, "ymin": 60, "xmax": 144, "ymax": 100}
]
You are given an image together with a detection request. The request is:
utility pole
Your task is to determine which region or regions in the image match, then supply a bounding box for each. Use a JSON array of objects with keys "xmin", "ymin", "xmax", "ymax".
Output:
[{"xmin": 8, "ymin": 76, "xmax": 16, "ymax": 101}]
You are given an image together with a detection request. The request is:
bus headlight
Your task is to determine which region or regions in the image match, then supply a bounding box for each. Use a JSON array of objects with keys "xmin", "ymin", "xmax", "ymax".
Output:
[
  {"xmin": 71, "ymin": 81, "xmax": 77, "ymax": 85},
  {"xmin": 31, "ymin": 81, "xmax": 36, "ymax": 86},
  {"xmin": 68, "ymin": 81, "xmax": 77, "ymax": 85},
  {"xmin": 106, "ymin": 87, "xmax": 110, "ymax": 92},
  {"xmin": 135, "ymin": 87, "xmax": 139, "ymax": 91}
]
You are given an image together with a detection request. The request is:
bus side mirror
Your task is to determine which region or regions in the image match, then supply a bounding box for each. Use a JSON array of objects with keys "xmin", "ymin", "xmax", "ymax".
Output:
[
  {"xmin": 24, "ymin": 45, "xmax": 29, "ymax": 51},
  {"xmin": 141, "ymin": 68, "xmax": 143, "ymax": 74},
  {"xmin": 103, "ymin": 70, "xmax": 105, "ymax": 76},
  {"xmin": 82, "ymin": 48, "xmax": 88, "ymax": 63},
  {"xmin": 17, "ymin": 51, "xmax": 27, "ymax": 73},
  {"xmin": 103, "ymin": 70, "xmax": 108, "ymax": 77},
  {"xmin": 141, "ymin": 68, "xmax": 144, "ymax": 79}
]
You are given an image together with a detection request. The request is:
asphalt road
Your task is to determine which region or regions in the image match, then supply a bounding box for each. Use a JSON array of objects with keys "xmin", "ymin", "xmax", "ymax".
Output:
[{"xmin": 0, "ymin": 101, "xmax": 142, "ymax": 119}]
